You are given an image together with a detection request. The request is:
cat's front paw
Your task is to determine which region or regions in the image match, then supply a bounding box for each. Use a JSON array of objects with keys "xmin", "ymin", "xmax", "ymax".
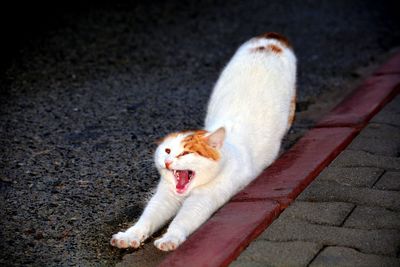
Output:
[
  {"xmin": 110, "ymin": 230, "xmax": 146, "ymax": 249},
  {"xmin": 154, "ymin": 234, "xmax": 185, "ymax": 251}
]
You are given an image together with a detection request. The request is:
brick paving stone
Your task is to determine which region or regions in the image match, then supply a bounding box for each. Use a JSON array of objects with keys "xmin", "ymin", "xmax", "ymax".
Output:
[
  {"xmin": 229, "ymin": 260, "xmax": 267, "ymax": 267},
  {"xmin": 230, "ymin": 96, "xmax": 400, "ymax": 266},
  {"xmin": 259, "ymin": 218, "xmax": 400, "ymax": 256},
  {"xmin": 330, "ymin": 150, "xmax": 400, "ymax": 170},
  {"xmin": 357, "ymin": 122, "xmax": 400, "ymax": 140},
  {"xmin": 347, "ymin": 115, "xmax": 400, "ymax": 156},
  {"xmin": 373, "ymin": 116, "xmax": 400, "ymax": 127},
  {"xmin": 279, "ymin": 201, "xmax": 354, "ymax": 226},
  {"xmin": 233, "ymin": 241, "xmax": 322, "ymax": 267},
  {"xmin": 317, "ymin": 166, "xmax": 383, "ymax": 187},
  {"xmin": 373, "ymin": 171, "xmax": 400, "ymax": 191},
  {"xmin": 298, "ymin": 180, "xmax": 400, "ymax": 211},
  {"xmin": 348, "ymin": 136, "xmax": 399, "ymax": 156},
  {"xmin": 343, "ymin": 206, "xmax": 400, "ymax": 230},
  {"xmin": 371, "ymin": 96, "xmax": 400, "ymax": 127},
  {"xmin": 310, "ymin": 246, "xmax": 400, "ymax": 267}
]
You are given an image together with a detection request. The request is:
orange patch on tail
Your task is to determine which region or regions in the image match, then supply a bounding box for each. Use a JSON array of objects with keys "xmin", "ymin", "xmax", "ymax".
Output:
[
  {"xmin": 257, "ymin": 32, "xmax": 292, "ymax": 48},
  {"xmin": 252, "ymin": 44, "xmax": 283, "ymax": 54},
  {"xmin": 182, "ymin": 130, "xmax": 220, "ymax": 161},
  {"xmin": 268, "ymin": 44, "xmax": 283, "ymax": 53},
  {"xmin": 288, "ymin": 93, "xmax": 296, "ymax": 127}
]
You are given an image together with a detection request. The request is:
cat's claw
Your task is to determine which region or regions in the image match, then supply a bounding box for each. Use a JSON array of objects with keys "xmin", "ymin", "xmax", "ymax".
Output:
[
  {"xmin": 110, "ymin": 231, "xmax": 142, "ymax": 249},
  {"xmin": 154, "ymin": 235, "xmax": 185, "ymax": 251}
]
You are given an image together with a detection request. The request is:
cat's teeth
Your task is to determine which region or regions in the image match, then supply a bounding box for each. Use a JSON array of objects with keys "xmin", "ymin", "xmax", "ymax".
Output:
[{"xmin": 173, "ymin": 170, "xmax": 180, "ymax": 181}]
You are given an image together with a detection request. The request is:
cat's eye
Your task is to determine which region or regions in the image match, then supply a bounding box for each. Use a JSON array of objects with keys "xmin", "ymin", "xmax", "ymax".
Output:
[
  {"xmin": 165, "ymin": 148, "xmax": 171, "ymax": 154},
  {"xmin": 177, "ymin": 151, "xmax": 191, "ymax": 157}
]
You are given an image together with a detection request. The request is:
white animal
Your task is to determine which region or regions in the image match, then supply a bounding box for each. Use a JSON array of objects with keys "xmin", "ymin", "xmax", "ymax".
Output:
[{"xmin": 110, "ymin": 32, "xmax": 297, "ymax": 251}]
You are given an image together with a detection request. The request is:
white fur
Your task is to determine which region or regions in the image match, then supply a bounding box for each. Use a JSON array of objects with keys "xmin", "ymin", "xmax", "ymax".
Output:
[{"xmin": 111, "ymin": 35, "xmax": 297, "ymax": 251}]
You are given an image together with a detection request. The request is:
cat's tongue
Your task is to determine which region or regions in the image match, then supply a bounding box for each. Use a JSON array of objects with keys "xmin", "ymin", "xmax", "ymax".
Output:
[{"xmin": 176, "ymin": 170, "xmax": 190, "ymax": 191}]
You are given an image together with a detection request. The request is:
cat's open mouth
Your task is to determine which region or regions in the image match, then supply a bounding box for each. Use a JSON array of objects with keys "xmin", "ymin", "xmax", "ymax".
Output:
[{"xmin": 172, "ymin": 170, "xmax": 195, "ymax": 194}]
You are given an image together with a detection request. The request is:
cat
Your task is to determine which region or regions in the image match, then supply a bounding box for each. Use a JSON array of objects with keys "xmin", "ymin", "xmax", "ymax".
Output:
[{"xmin": 110, "ymin": 32, "xmax": 297, "ymax": 251}]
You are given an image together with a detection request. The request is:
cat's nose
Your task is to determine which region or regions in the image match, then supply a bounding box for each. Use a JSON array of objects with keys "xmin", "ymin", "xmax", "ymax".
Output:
[{"xmin": 164, "ymin": 159, "xmax": 173, "ymax": 170}]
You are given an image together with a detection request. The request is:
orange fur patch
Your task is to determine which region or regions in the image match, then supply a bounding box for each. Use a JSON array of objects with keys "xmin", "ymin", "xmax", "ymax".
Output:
[
  {"xmin": 251, "ymin": 44, "xmax": 283, "ymax": 54},
  {"xmin": 182, "ymin": 130, "xmax": 220, "ymax": 161},
  {"xmin": 268, "ymin": 44, "xmax": 283, "ymax": 53},
  {"xmin": 288, "ymin": 93, "xmax": 296, "ymax": 127},
  {"xmin": 257, "ymin": 32, "xmax": 291, "ymax": 48}
]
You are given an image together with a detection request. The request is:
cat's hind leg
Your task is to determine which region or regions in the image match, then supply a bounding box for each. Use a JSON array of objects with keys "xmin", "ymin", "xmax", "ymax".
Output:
[{"xmin": 111, "ymin": 180, "xmax": 182, "ymax": 249}]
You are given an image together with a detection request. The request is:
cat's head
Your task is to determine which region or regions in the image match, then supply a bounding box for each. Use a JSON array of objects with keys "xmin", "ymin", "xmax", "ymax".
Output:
[{"xmin": 154, "ymin": 127, "xmax": 225, "ymax": 196}]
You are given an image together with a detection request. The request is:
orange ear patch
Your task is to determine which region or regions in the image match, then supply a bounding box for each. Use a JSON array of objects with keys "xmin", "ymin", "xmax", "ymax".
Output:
[{"xmin": 182, "ymin": 130, "xmax": 220, "ymax": 161}]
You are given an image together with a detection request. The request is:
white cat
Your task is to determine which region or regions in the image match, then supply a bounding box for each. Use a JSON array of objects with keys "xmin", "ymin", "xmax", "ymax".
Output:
[{"xmin": 110, "ymin": 32, "xmax": 297, "ymax": 251}]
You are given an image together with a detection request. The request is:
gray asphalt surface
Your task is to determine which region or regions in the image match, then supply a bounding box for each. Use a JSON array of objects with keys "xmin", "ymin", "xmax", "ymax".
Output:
[{"xmin": 0, "ymin": 0, "xmax": 399, "ymax": 266}]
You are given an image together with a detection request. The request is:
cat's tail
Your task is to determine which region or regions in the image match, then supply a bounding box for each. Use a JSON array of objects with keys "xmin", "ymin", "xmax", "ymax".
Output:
[
  {"xmin": 257, "ymin": 32, "xmax": 292, "ymax": 48},
  {"xmin": 245, "ymin": 32, "xmax": 297, "ymax": 133},
  {"xmin": 241, "ymin": 32, "xmax": 293, "ymax": 55}
]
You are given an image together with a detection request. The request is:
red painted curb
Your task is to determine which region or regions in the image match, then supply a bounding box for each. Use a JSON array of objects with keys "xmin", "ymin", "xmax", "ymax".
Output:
[
  {"xmin": 158, "ymin": 201, "xmax": 281, "ymax": 267},
  {"xmin": 232, "ymin": 127, "xmax": 358, "ymax": 204},
  {"xmin": 158, "ymin": 52, "xmax": 400, "ymax": 267},
  {"xmin": 375, "ymin": 52, "xmax": 400, "ymax": 75},
  {"xmin": 317, "ymin": 54, "xmax": 400, "ymax": 128}
]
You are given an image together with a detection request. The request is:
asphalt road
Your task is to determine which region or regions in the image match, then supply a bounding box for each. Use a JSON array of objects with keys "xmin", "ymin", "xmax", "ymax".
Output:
[{"xmin": 0, "ymin": 0, "xmax": 399, "ymax": 266}]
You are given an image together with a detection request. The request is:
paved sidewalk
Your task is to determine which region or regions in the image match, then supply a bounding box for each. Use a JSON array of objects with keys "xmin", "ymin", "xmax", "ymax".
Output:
[{"xmin": 232, "ymin": 95, "xmax": 400, "ymax": 266}]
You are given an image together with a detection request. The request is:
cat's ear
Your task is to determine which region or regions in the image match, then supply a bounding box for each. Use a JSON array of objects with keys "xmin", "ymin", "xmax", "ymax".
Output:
[
  {"xmin": 206, "ymin": 127, "xmax": 225, "ymax": 149},
  {"xmin": 155, "ymin": 137, "xmax": 164, "ymax": 145}
]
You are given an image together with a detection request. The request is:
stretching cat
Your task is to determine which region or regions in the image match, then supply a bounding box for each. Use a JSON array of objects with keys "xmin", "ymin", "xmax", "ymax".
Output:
[{"xmin": 110, "ymin": 32, "xmax": 297, "ymax": 251}]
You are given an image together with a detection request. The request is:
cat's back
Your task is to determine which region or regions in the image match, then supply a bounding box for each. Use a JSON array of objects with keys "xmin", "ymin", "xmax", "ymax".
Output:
[
  {"xmin": 205, "ymin": 33, "xmax": 296, "ymax": 169},
  {"xmin": 206, "ymin": 32, "xmax": 296, "ymax": 131}
]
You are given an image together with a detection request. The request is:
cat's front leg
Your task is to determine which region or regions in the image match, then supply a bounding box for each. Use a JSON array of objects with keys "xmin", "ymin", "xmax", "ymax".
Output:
[
  {"xmin": 110, "ymin": 222, "xmax": 150, "ymax": 249},
  {"xmin": 154, "ymin": 189, "xmax": 227, "ymax": 251},
  {"xmin": 111, "ymin": 180, "xmax": 182, "ymax": 249},
  {"xmin": 154, "ymin": 230, "xmax": 186, "ymax": 251}
]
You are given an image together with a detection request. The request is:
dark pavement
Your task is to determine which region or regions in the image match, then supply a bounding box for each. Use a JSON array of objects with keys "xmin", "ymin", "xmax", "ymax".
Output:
[{"xmin": 0, "ymin": 1, "xmax": 399, "ymax": 266}]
